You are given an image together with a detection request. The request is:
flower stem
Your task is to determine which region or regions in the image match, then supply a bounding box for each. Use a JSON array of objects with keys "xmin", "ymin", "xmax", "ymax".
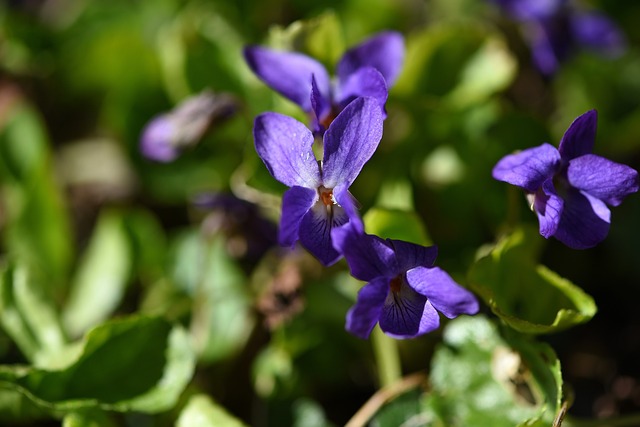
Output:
[{"xmin": 371, "ymin": 326, "xmax": 401, "ymax": 388}]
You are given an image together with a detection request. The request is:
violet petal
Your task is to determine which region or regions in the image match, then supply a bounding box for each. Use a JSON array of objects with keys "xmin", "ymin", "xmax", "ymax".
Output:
[
  {"xmin": 345, "ymin": 277, "xmax": 389, "ymax": 339},
  {"xmin": 298, "ymin": 201, "xmax": 349, "ymax": 266},
  {"xmin": 243, "ymin": 46, "xmax": 331, "ymax": 112},
  {"xmin": 386, "ymin": 239, "xmax": 438, "ymax": 272},
  {"xmin": 553, "ymin": 188, "xmax": 611, "ymax": 249},
  {"xmin": 407, "ymin": 266, "xmax": 479, "ymax": 319},
  {"xmin": 253, "ymin": 112, "xmax": 321, "ymax": 188},
  {"xmin": 566, "ymin": 154, "xmax": 639, "ymax": 207},
  {"xmin": 492, "ymin": 143, "xmax": 561, "ymax": 192},
  {"xmin": 337, "ymin": 31, "xmax": 405, "ymax": 87},
  {"xmin": 336, "ymin": 67, "xmax": 388, "ymax": 116},
  {"xmin": 534, "ymin": 179, "xmax": 564, "ymax": 239},
  {"xmin": 322, "ymin": 97, "xmax": 384, "ymax": 189},
  {"xmin": 279, "ymin": 186, "xmax": 318, "ymax": 247},
  {"xmin": 379, "ymin": 281, "xmax": 439, "ymax": 339},
  {"xmin": 558, "ymin": 110, "xmax": 597, "ymax": 161}
]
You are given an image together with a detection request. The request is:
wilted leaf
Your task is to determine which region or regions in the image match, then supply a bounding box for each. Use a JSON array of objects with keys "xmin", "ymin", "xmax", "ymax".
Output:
[{"xmin": 468, "ymin": 227, "xmax": 596, "ymax": 334}]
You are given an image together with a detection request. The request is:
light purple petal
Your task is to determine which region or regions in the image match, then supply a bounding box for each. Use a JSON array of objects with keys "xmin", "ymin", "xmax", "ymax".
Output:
[
  {"xmin": 140, "ymin": 115, "xmax": 179, "ymax": 162},
  {"xmin": 254, "ymin": 112, "xmax": 321, "ymax": 188},
  {"xmin": 553, "ymin": 189, "xmax": 611, "ymax": 249},
  {"xmin": 406, "ymin": 266, "xmax": 479, "ymax": 319},
  {"xmin": 492, "ymin": 143, "xmax": 561, "ymax": 192},
  {"xmin": 322, "ymin": 97, "xmax": 384, "ymax": 189},
  {"xmin": 570, "ymin": 12, "xmax": 626, "ymax": 57},
  {"xmin": 379, "ymin": 280, "xmax": 439, "ymax": 339},
  {"xmin": 331, "ymin": 224, "xmax": 397, "ymax": 282},
  {"xmin": 533, "ymin": 179, "xmax": 564, "ymax": 238},
  {"xmin": 298, "ymin": 200, "xmax": 349, "ymax": 266},
  {"xmin": 243, "ymin": 46, "xmax": 331, "ymax": 112},
  {"xmin": 345, "ymin": 278, "xmax": 389, "ymax": 339},
  {"xmin": 337, "ymin": 31, "xmax": 405, "ymax": 87},
  {"xmin": 566, "ymin": 154, "xmax": 639, "ymax": 206},
  {"xmin": 558, "ymin": 110, "xmax": 597, "ymax": 161},
  {"xmin": 386, "ymin": 240, "xmax": 437, "ymax": 272},
  {"xmin": 336, "ymin": 67, "xmax": 388, "ymax": 116},
  {"xmin": 279, "ymin": 186, "xmax": 318, "ymax": 247}
]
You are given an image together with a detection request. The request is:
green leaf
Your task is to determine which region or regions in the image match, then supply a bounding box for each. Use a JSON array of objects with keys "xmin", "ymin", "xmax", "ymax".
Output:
[
  {"xmin": 363, "ymin": 208, "xmax": 431, "ymax": 246},
  {"xmin": 0, "ymin": 262, "xmax": 67, "ymax": 366},
  {"xmin": 0, "ymin": 315, "xmax": 195, "ymax": 413},
  {"xmin": 468, "ymin": 227, "xmax": 596, "ymax": 334},
  {"xmin": 63, "ymin": 210, "xmax": 132, "ymax": 338},
  {"xmin": 0, "ymin": 103, "xmax": 73, "ymax": 286},
  {"xmin": 423, "ymin": 315, "xmax": 563, "ymax": 426},
  {"xmin": 176, "ymin": 394, "xmax": 248, "ymax": 427},
  {"xmin": 445, "ymin": 36, "xmax": 517, "ymax": 108},
  {"xmin": 175, "ymin": 232, "xmax": 254, "ymax": 363},
  {"xmin": 62, "ymin": 409, "xmax": 118, "ymax": 427}
]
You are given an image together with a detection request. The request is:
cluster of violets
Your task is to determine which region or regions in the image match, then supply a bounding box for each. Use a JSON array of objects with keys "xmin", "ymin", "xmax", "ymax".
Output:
[
  {"xmin": 140, "ymin": 27, "xmax": 638, "ymax": 340},
  {"xmin": 492, "ymin": 0, "xmax": 626, "ymax": 75},
  {"xmin": 245, "ymin": 32, "xmax": 479, "ymax": 339}
]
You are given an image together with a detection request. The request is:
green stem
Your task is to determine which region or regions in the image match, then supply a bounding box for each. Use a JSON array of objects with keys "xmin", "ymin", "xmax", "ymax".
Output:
[
  {"xmin": 564, "ymin": 414, "xmax": 640, "ymax": 427},
  {"xmin": 371, "ymin": 326, "xmax": 401, "ymax": 388}
]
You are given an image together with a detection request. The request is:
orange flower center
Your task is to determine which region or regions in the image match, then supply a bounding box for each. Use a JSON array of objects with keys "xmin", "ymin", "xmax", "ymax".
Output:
[{"xmin": 319, "ymin": 187, "xmax": 334, "ymax": 206}]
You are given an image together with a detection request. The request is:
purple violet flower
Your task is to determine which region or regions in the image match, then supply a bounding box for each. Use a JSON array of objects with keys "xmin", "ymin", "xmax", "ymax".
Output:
[
  {"xmin": 140, "ymin": 91, "xmax": 237, "ymax": 162},
  {"xmin": 492, "ymin": 0, "xmax": 626, "ymax": 75},
  {"xmin": 492, "ymin": 110, "xmax": 639, "ymax": 249},
  {"xmin": 244, "ymin": 31, "xmax": 404, "ymax": 133},
  {"xmin": 331, "ymin": 224, "xmax": 479, "ymax": 339},
  {"xmin": 253, "ymin": 96, "xmax": 383, "ymax": 266}
]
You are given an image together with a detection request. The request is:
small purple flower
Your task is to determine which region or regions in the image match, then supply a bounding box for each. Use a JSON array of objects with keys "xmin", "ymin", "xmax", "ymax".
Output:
[
  {"xmin": 492, "ymin": 0, "xmax": 626, "ymax": 75},
  {"xmin": 331, "ymin": 224, "xmax": 479, "ymax": 339},
  {"xmin": 493, "ymin": 110, "xmax": 639, "ymax": 249},
  {"xmin": 140, "ymin": 91, "xmax": 237, "ymax": 162},
  {"xmin": 244, "ymin": 31, "xmax": 404, "ymax": 133},
  {"xmin": 253, "ymin": 97, "xmax": 383, "ymax": 266}
]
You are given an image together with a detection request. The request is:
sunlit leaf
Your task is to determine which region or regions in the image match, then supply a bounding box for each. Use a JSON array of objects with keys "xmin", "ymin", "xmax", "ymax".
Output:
[
  {"xmin": 468, "ymin": 227, "xmax": 597, "ymax": 334},
  {"xmin": 364, "ymin": 208, "xmax": 431, "ymax": 246},
  {"xmin": 176, "ymin": 394, "xmax": 248, "ymax": 427},
  {"xmin": 0, "ymin": 315, "xmax": 195, "ymax": 413},
  {"xmin": 0, "ymin": 262, "xmax": 66, "ymax": 366},
  {"xmin": 63, "ymin": 210, "xmax": 132, "ymax": 338},
  {"xmin": 423, "ymin": 315, "xmax": 562, "ymax": 426}
]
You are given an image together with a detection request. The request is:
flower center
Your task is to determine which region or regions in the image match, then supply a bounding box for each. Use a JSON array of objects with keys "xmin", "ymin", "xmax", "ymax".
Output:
[
  {"xmin": 319, "ymin": 186, "xmax": 334, "ymax": 206},
  {"xmin": 390, "ymin": 275, "xmax": 403, "ymax": 294}
]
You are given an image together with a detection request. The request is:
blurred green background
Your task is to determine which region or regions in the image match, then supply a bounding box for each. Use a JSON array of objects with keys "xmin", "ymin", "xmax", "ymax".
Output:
[{"xmin": 1, "ymin": 0, "xmax": 639, "ymax": 426}]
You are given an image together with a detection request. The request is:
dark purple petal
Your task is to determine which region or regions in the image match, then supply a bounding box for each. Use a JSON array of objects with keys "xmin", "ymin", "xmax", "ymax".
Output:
[
  {"xmin": 567, "ymin": 154, "xmax": 639, "ymax": 206},
  {"xmin": 407, "ymin": 266, "xmax": 479, "ymax": 319},
  {"xmin": 558, "ymin": 110, "xmax": 597, "ymax": 161},
  {"xmin": 254, "ymin": 112, "xmax": 321, "ymax": 188},
  {"xmin": 333, "ymin": 185, "xmax": 363, "ymax": 233},
  {"xmin": 553, "ymin": 188, "xmax": 611, "ymax": 249},
  {"xmin": 570, "ymin": 12, "xmax": 626, "ymax": 57},
  {"xmin": 336, "ymin": 67, "xmax": 388, "ymax": 116},
  {"xmin": 279, "ymin": 186, "xmax": 318, "ymax": 247},
  {"xmin": 243, "ymin": 46, "xmax": 331, "ymax": 112},
  {"xmin": 386, "ymin": 240, "xmax": 437, "ymax": 272},
  {"xmin": 337, "ymin": 31, "xmax": 405, "ymax": 87},
  {"xmin": 345, "ymin": 278, "xmax": 389, "ymax": 339},
  {"xmin": 322, "ymin": 97, "xmax": 384, "ymax": 189},
  {"xmin": 331, "ymin": 224, "xmax": 397, "ymax": 282},
  {"xmin": 492, "ymin": 143, "xmax": 561, "ymax": 192},
  {"xmin": 311, "ymin": 74, "xmax": 332, "ymax": 133},
  {"xmin": 379, "ymin": 280, "xmax": 439, "ymax": 339},
  {"xmin": 298, "ymin": 200, "xmax": 349, "ymax": 266},
  {"xmin": 533, "ymin": 179, "xmax": 564, "ymax": 238},
  {"xmin": 140, "ymin": 115, "xmax": 179, "ymax": 162}
]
